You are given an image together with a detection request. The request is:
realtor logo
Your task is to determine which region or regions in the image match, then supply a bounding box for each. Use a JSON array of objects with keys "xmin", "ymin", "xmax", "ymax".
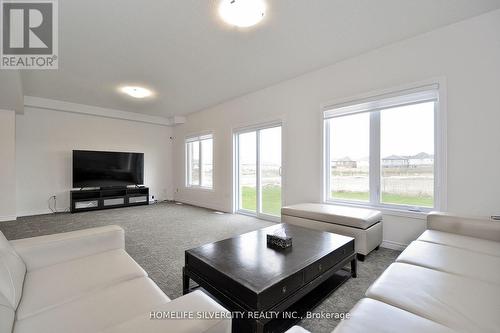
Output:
[{"xmin": 1, "ymin": 0, "xmax": 58, "ymax": 69}]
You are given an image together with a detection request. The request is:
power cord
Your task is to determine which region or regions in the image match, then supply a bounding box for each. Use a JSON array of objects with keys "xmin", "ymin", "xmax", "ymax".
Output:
[
  {"xmin": 48, "ymin": 196, "xmax": 70, "ymax": 214},
  {"xmin": 48, "ymin": 195, "xmax": 57, "ymax": 213}
]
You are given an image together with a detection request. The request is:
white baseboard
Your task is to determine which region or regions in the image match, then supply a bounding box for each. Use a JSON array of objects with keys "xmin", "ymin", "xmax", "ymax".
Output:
[
  {"xmin": 17, "ymin": 209, "xmax": 54, "ymax": 218},
  {"xmin": 0, "ymin": 215, "xmax": 17, "ymax": 222},
  {"xmin": 172, "ymin": 199, "xmax": 229, "ymax": 213},
  {"xmin": 381, "ymin": 240, "xmax": 408, "ymax": 251}
]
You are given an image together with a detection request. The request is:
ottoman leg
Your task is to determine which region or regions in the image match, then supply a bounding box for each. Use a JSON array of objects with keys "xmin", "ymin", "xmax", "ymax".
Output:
[
  {"xmin": 350, "ymin": 257, "xmax": 357, "ymax": 278},
  {"xmin": 356, "ymin": 253, "xmax": 365, "ymax": 262}
]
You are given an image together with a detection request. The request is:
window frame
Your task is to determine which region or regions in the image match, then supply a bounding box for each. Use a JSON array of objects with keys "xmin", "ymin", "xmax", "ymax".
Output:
[
  {"xmin": 185, "ymin": 133, "xmax": 214, "ymax": 190},
  {"xmin": 322, "ymin": 82, "xmax": 447, "ymax": 216}
]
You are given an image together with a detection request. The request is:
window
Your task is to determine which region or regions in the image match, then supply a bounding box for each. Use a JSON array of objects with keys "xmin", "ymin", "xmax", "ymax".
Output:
[
  {"xmin": 186, "ymin": 134, "xmax": 213, "ymax": 188},
  {"xmin": 324, "ymin": 85, "xmax": 442, "ymax": 212}
]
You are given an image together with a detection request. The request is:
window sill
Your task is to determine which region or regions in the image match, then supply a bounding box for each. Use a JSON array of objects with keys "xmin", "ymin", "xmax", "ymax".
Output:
[
  {"xmin": 323, "ymin": 200, "xmax": 429, "ymax": 220},
  {"xmin": 185, "ymin": 186, "xmax": 214, "ymax": 192}
]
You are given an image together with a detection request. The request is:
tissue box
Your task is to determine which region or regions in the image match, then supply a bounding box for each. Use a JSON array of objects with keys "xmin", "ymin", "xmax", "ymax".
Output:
[{"xmin": 267, "ymin": 230, "xmax": 293, "ymax": 249}]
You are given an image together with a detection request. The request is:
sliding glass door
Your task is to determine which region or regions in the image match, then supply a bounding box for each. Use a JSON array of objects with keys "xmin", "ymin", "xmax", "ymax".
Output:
[{"xmin": 235, "ymin": 124, "xmax": 282, "ymax": 220}]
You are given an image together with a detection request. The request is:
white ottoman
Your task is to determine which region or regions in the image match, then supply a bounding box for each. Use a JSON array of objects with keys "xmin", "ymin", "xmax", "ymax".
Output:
[{"xmin": 281, "ymin": 203, "xmax": 382, "ymax": 261}]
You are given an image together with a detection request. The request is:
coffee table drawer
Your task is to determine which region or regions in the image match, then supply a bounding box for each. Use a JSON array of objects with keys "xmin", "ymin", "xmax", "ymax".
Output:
[
  {"xmin": 304, "ymin": 242, "xmax": 354, "ymax": 283},
  {"xmin": 260, "ymin": 270, "xmax": 303, "ymax": 308}
]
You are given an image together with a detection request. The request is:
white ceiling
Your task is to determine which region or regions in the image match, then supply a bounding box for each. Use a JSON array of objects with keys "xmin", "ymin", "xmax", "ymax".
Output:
[{"xmin": 21, "ymin": 0, "xmax": 500, "ymax": 118}]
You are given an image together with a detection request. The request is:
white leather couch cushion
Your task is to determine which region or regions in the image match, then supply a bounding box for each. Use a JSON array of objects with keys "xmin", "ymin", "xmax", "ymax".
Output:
[
  {"xmin": 14, "ymin": 277, "xmax": 170, "ymax": 333},
  {"xmin": 396, "ymin": 240, "xmax": 500, "ymax": 285},
  {"xmin": 102, "ymin": 290, "xmax": 231, "ymax": 333},
  {"xmin": 281, "ymin": 203, "xmax": 381, "ymax": 229},
  {"xmin": 3, "ymin": 225, "xmax": 233, "ymax": 333},
  {"xmin": 366, "ymin": 263, "xmax": 500, "ymax": 333},
  {"xmin": 418, "ymin": 229, "xmax": 500, "ymax": 257},
  {"xmin": 0, "ymin": 293, "xmax": 15, "ymax": 333},
  {"xmin": 284, "ymin": 326, "xmax": 311, "ymax": 333},
  {"xmin": 428, "ymin": 211, "xmax": 500, "ymax": 242},
  {"xmin": 16, "ymin": 249, "xmax": 147, "ymax": 319},
  {"xmin": 333, "ymin": 298, "xmax": 455, "ymax": 333},
  {"xmin": 11, "ymin": 225, "xmax": 124, "ymax": 270},
  {"xmin": 0, "ymin": 231, "xmax": 26, "ymax": 309}
]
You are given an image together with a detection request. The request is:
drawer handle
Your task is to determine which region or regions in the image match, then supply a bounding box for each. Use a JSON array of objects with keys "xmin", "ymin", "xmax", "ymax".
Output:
[
  {"xmin": 282, "ymin": 286, "xmax": 287, "ymax": 294},
  {"xmin": 318, "ymin": 264, "xmax": 323, "ymax": 271}
]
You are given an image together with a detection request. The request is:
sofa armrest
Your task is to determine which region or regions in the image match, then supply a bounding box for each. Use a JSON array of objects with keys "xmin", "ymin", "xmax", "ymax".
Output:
[
  {"xmin": 102, "ymin": 290, "xmax": 231, "ymax": 333},
  {"xmin": 10, "ymin": 225, "xmax": 124, "ymax": 270},
  {"xmin": 427, "ymin": 212, "xmax": 500, "ymax": 242},
  {"xmin": 285, "ymin": 326, "xmax": 311, "ymax": 333}
]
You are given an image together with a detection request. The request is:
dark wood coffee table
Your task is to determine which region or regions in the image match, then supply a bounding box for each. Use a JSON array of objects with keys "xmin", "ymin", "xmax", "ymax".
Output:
[{"xmin": 183, "ymin": 223, "xmax": 356, "ymax": 333}]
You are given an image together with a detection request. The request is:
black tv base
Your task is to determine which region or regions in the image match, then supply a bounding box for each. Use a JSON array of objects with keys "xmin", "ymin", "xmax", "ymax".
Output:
[{"xmin": 70, "ymin": 187, "xmax": 149, "ymax": 213}]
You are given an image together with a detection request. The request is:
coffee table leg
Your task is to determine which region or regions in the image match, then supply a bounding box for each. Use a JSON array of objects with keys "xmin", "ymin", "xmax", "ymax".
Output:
[
  {"xmin": 350, "ymin": 257, "xmax": 357, "ymax": 278},
  {"xmin": 255, "ymin": 321, "xmax": 265, "ymax": 333},
  {"xmin": 182, "ymin": 267, "xmax": 190, "ymax": 295}
]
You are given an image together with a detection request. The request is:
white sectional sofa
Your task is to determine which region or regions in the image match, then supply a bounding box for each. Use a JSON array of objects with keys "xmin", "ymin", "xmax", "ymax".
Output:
[
  {"xmin": 0, "ymin": 225, "xmax": 231, "ymax": 333},
  {"xmin": 288, "ymin": 211, "xmax": 500, "ymax": 333}
]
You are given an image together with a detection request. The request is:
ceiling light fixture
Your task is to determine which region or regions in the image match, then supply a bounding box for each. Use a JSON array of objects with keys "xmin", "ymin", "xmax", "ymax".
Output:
[
  {"xmin": 120, "ymin": 86, "xmax": 153, "ymax": 99},
  {"xmin": 218, "ymin": 0, "xmax": 266, "ymax": 28}
]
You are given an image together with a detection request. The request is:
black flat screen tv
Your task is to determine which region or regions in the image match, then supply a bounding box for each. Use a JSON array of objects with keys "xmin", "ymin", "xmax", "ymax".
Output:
[{"xmin": 73, "ymin": 150, "xmax": 144, "ymax": 188}]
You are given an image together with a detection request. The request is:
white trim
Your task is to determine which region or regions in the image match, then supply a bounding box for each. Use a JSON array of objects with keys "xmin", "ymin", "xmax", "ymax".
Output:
[
  {"xmin": 321, "ymin": 79, "xmax": 443, "ymax": 113},
  {"xmin": 322, "ymin": 119, "xmax": 330, "ymax": 202},
  {"xmin": 233, "ymin": 121, "xmax": 284, "ymax": 222},
  {"xmin": 24, "ymin": 96, "xmax": 172, "ymax": 126},
  {"xmin": 0, "ymin": 215, "xmax": 17, "ymax": 222},
  {"xmin": 369, "ymin": 112, "xmax": 381, "ymax": 204},
  {"xmin": 185, "ymin": 133, "xmax": 214, "ymax": 190},
  {"xmin": 233, "ymin": 119, "xmax": 284, "ymax": 134},
  {"xmin": 324, "ymin": 84, "xmax": 439, "ymax": 118},
  {"xmin": 322, "ymin": 78, "xmax": 447, "ymax": 213},
  {"xmin": 435, "ymin": 79, "xmax": 448, "ymax": 211},
  {"xmin": 232, "ymin": 133, "xmax": 239, "ymax": 213},
  {"xmin": 381, "ymin": 240, "xmax": 408, "ymax": 251},
  {"xmin": 186, "ymin": 133, "xmax": 213, "ymax": 142},
  {"xmin": 183, "ymin": 186, "xmax": 215, "ymax": 192},
  {"xmin": 256, "ymin": 128, "xmax": 262, "ymax": 216},
  {"xmin": 236, "ymin": 209, "xmax": 281, "ymax": 223},
  {"xmin": 174, "ymin": 199, "xmax": 228, "ymax": 213},
  {"xmin": 16, "ymin": 209, "xmax": 53, "ymax": 217}
]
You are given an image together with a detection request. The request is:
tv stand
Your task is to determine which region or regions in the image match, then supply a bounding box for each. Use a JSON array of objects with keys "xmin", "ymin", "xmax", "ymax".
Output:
[{"xmin": 70, "ymin": 187, "xmax": 149, "ymax": 213}]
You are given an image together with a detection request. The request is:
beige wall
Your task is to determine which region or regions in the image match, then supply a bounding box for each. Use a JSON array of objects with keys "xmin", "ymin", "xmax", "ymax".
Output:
[
  {"xmin": 173, "ymin": 10, "xmax": 500, "ymax": 248},
  {"xmin": 0, "ymin": 71, "xmax": 23, "ymax": 113},
  {"xmin": 16, "ymin": 108, "xmax": 173, "ymax": 216},
  {"xmin": 0, "ymin": 110, "xmax": 17, "ymax": 221}
]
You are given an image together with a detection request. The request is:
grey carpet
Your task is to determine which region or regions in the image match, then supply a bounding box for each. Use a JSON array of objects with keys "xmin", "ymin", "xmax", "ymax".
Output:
[{"xmin": 0, "ymin": 202, "xmax": 399, "ymax": 333}]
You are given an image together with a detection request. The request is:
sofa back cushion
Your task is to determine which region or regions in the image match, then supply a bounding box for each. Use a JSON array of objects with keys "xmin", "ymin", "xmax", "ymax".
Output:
[
  {"xmin": 0, "ymin": 293, "xmax": 15, "ymax": 332},
  {"xmin": 428, "ymin": 212, "xmax": 500, "ymax": 242},
  {"xmin": 0, "ymin": 231, "xmax": 26, "ymax": 309}
]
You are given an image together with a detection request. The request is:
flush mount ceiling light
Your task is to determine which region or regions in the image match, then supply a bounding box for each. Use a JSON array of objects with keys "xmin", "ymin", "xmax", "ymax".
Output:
[
  {"xmin": 218, "ymin": 0, "xmax": 266, "ymax": 28},
  {"xmin": 120, "ymin": 86, "xmax": 153, "ymax": 99}
]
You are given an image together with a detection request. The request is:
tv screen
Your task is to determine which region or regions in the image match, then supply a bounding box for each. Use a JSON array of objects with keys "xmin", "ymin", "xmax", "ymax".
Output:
[{"xmin": 73, "ymin": 150, "xmax": 144, "ymax": 188}]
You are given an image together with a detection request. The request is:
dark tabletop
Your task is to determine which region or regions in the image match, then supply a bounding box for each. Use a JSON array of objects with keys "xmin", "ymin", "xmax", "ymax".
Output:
[{"xmin": 186, "ymin": 223, "xmax": 353, "ymax": 292}]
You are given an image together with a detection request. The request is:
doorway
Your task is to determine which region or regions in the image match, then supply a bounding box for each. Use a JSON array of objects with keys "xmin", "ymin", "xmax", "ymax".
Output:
[{"xmin": 234, "ymin": 124, "xmax": 282, "ymax": 221}]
